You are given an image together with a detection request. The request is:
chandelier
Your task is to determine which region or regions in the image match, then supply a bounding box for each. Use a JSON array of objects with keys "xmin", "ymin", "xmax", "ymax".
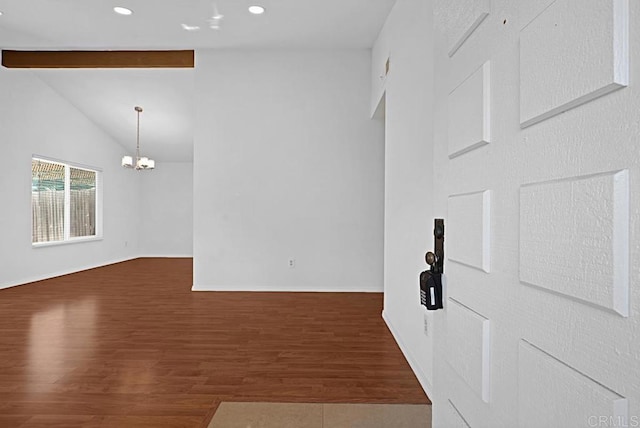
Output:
[{"xmin": 122, "ymin": 106, "xmax": 155, "ymax": 170}]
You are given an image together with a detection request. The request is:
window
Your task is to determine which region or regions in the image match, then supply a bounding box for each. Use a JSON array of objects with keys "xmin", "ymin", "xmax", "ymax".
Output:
[{"xmin": 32, "ymin": 157, "xmax": 101, "ymax": 245}]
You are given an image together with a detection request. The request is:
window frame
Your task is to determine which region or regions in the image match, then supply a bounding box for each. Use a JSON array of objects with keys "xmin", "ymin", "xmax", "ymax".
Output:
[{"xmin": 31, "ymin": 155, "xmax": 103, "ymax": 248}]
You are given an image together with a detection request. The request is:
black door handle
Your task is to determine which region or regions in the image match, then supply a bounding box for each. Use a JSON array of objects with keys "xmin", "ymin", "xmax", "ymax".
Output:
[{"xmin": 420, "ymin": 219, "xmax": 444, "ymax": 310}]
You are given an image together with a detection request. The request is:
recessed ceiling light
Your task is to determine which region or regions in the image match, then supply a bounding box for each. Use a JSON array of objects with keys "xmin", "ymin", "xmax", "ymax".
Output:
[
  {"xmin": 248, "ymin": 5, "xmax": 265, "ymax": 15},
  {"xmin": 113, "ymin": 6, "xmax": 133, "ymax": 16},
  {"xmin": 0, "ymin": 11, "xmax": 4, "ymax": 16},
  {"xmin": 181, "ymin": 23, "xmax": 201, "ymax": 32}
]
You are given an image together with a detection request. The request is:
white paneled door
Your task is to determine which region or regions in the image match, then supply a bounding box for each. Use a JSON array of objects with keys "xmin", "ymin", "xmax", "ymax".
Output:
[{"xmin": 432, "ymin": 0, "xmax": 638, "ymax": 426}]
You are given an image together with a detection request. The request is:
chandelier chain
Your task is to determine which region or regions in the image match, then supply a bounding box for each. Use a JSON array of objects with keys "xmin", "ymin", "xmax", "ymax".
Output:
[{"xmin": 136, "ymin": 107, "xmax": 141, "ymax": 160}]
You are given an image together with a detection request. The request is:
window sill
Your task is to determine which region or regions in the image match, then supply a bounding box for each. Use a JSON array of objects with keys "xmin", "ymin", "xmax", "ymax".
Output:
[{"xmin": 32, "ymin": 236, "xmax": 103, "ymax": 249}]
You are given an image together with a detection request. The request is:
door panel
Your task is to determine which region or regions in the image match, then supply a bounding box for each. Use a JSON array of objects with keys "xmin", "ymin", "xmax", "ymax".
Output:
[
  {"xmin": 520, "ymin": 170, "xmax": 630, "ymax": 316},
  {"xmin": 445, "ymin": 400, "xmax": 472, "ymax": 427},
  {"xmin": 441, "ymin": 0, "xmax": 491, "ymax": 57},
  {"xmin": 446, "ymin": 298, "xmax": 491, "ymax": 403},
  {"xmin": 520, "ymin": 0, "xmax": 628, "ymax": 128},
  {"xmin": 432, "ymin": 0, "xmax": 638, "ymax": 426},
  {"xmin": 518, "ymin": 340, "xmax": 628, "ymax": 428},
  {"xmin": 448, "ymin": 190, "xmax": 491, "ymax": 273},
  {"xmin": 448, "ymin": 61, "xmax": 491, "ymax": 158}
]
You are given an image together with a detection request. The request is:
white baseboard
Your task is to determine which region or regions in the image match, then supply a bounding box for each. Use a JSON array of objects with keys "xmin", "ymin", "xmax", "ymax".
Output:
[
  {"xmin": 138, "ymin": 254, "xmax": 193, "ymax": 258},
  {"xmin": 0, "ymin": 256, "xmax": 138, "ymax": 291},
  {"xmin": 191, "ymin": 283, "xmax": 383, "ymax": 292},
  {"xmin": 382, "ymin": 309, "xmax": 434, "ymax": 400}
]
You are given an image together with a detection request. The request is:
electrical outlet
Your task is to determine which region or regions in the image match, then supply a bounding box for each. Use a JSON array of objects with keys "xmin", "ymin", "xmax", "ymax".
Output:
[
  {"xmin": 288, "ymin": 258, "xmax": 295, "ymax": 268},
  {"xmin": 423, "ymin": 313, "xmax": 429, "ymax": 336}
]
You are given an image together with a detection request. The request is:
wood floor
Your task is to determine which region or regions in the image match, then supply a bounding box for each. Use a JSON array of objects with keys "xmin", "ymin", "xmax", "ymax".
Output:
[{"xmin": 0, "ymin": 258, "xmax": 429, "ymax": 427}]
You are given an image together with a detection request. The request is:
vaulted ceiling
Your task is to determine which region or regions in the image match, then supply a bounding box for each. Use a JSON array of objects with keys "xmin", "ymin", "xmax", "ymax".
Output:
[{"xmin": 0, "ymin": 0, "xmax": 396, "ymax": 161}]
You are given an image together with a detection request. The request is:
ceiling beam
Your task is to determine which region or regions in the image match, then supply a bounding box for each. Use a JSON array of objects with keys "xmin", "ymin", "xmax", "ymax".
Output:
[{"xmin": 1, "ymin": 50, "xmax": 194, "ymax": 69}]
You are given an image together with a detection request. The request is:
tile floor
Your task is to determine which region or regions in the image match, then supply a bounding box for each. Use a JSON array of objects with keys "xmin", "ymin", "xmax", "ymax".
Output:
[{"xmin": 208, "ymin": 402, "xmax": 432, "ymax": 428}]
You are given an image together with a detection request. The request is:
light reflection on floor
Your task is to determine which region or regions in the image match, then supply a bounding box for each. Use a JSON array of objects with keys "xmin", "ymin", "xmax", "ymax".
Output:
[{"xmin": 27, "ymin": 298, "xmax": 97, "ymax": 394}]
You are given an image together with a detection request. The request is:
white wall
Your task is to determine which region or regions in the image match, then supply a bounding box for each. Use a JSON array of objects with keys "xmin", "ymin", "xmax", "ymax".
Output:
[
  {"xmin": 139, "ymin": 162, "xmax": 193, "ymax": 257},
  {"xmin": 193, "ymin": 49, "xmax": 384, "ymax": 292},
  {"xmin": 0, "ymin": 69, "xmax": 141, "ymax": 290},
  {"xmin": 372, "ymin": 0, "xmax": 435, "ymax": 395}
]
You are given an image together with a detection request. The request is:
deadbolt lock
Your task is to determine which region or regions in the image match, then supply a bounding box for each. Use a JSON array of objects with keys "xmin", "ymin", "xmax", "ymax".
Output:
[{"xmin": 425, "ymin": 251, "xmax": 437, "ymax": 266}]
